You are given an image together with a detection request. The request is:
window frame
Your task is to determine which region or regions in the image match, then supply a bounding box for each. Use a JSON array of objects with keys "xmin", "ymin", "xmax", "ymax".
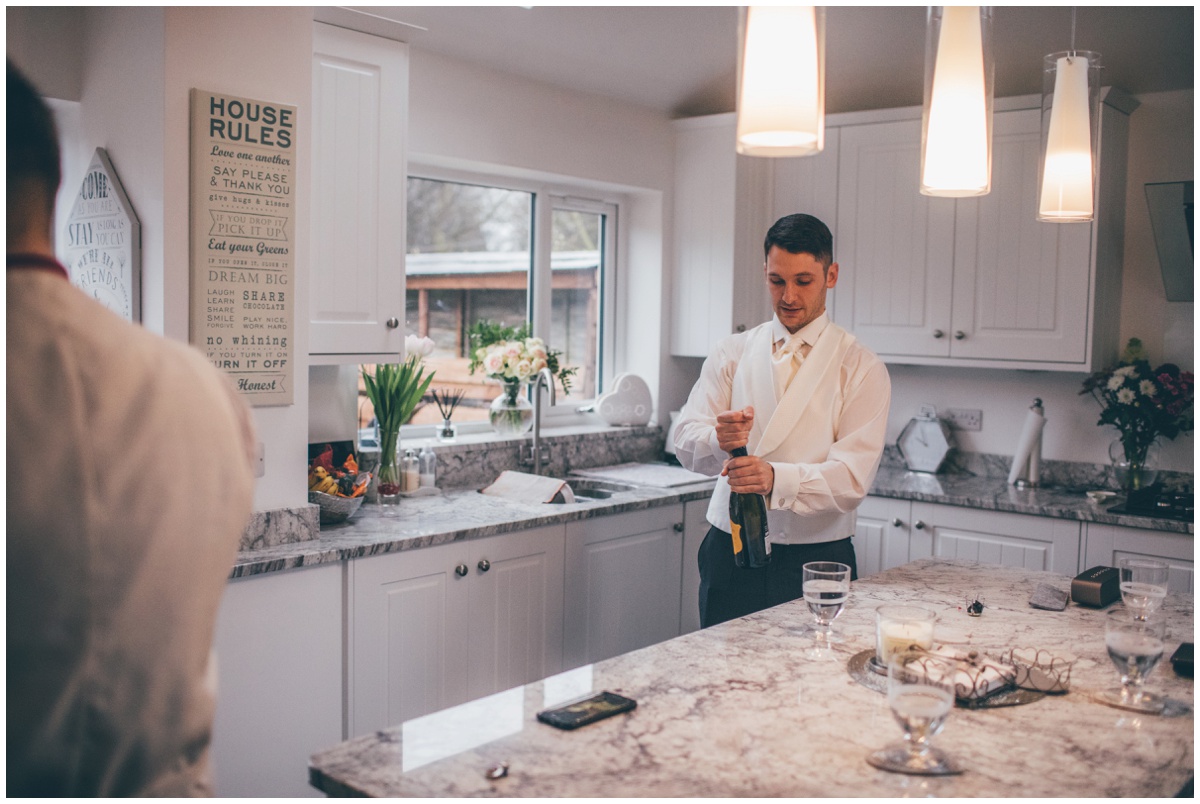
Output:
[{"xmin": 402, "ymin": 164, "xmax": 620, "ymax": 435}]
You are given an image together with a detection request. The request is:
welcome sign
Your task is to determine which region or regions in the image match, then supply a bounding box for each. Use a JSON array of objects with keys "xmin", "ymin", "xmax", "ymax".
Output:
[{"xmin": 189, "ymin": 88, "xmax": 297, "ymax": 407}]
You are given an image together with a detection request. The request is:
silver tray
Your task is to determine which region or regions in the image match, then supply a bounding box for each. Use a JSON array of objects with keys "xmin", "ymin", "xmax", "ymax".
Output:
[{"xmin": 847, "ymin": 649, "xmax": 1045, "ymax": 708}]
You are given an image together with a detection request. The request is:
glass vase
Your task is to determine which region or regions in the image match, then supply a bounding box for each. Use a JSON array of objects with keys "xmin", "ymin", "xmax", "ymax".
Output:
[
  {"xmin": 1109, "ymin": 437, "xmax": 1160, "ymax": 494},
  {"xmin": 489, "ymin": 381, "xmax": 534, "ymax": 435},
  {"xmin": 376, "ymin": 426, "xmax": 402, "ymax": 504},
  {"xmin": 436, "ymin": 417, "xmax": 458, "ymax": 443}
]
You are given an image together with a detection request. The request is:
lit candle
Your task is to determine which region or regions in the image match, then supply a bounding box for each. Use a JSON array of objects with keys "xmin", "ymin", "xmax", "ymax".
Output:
[{"xmin": 875, "ymin": 604, "xmax": 937, "ymax": 665}]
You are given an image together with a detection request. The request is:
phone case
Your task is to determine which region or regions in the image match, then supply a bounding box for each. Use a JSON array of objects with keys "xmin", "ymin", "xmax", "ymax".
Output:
[{"xmin": 536, "ymin": 691, "xmax": 637, "ymax": 730}]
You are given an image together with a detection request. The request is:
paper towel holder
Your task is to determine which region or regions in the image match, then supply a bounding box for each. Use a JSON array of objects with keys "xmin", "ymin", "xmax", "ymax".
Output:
[{"xmin": 1009, "ymin": 398, "xmax": 1045, "ymax": 488}]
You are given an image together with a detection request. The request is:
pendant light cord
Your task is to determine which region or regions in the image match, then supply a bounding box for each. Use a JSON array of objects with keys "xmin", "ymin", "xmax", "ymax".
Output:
[{"xmin": 1070, "ymin": 7, "xmax": 1077, "ymax": 59}]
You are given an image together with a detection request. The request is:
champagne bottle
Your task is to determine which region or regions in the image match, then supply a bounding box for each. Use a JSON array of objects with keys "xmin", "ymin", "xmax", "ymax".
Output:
[{"xmin": 728, "ymin": 446, "xmax": 771, "ymax": 568}]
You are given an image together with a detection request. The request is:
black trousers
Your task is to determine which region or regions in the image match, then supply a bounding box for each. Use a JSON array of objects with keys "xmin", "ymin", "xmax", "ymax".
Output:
[{"xmin": 698, "ymin": 525, "xmax": 858, "ymax": 628}]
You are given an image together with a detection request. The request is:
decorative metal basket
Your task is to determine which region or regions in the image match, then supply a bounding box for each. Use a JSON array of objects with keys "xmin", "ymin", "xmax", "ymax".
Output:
[
  {"xmin": 309, "ymin": 490, "xmax": 364, "ymax": 525},
  {"xmin": 998, "ymin": 647, "xmax": 1074, "ymax": 693}
]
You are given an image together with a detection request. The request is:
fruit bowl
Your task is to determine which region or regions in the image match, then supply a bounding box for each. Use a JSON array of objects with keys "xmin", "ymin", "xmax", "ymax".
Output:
[{"xmin": 309, "ymin": 490, "xmax": 365, "ymax": 525}]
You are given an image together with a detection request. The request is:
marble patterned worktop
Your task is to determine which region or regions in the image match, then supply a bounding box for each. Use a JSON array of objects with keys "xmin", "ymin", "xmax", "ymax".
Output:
[
  {"xmin": 309, "ymin": 558, "xmax": 1194, "ymax": 797},
  {"xmin": 233, "ymin": 465, "xmax": 1190, "ymax": 578}
]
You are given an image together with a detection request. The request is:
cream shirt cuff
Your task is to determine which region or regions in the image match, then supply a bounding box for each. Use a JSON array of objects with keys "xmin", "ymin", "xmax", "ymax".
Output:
[{"xmin": 768, "ymin": 461, "xmax": 803, "ymax": 509}]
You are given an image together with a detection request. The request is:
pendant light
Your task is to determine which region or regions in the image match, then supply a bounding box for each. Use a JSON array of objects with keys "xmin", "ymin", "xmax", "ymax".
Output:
[
  {"xmin": 736, "ymin": 6, "xmax": 825, "ymax": 157},
  {"xmin": 1037, "ymin": 9, "xmax": 1101, "ymax": 222},
  {"xmin": 920, "ymin": 6, "xmax": 994, "ymax": 197}
]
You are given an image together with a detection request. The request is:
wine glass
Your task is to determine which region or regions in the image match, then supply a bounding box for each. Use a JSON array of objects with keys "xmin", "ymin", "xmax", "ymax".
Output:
[
  {"xmin": 1118, "ymin": 558, "xmax": 1169, "ymax": 621},
  {"xmin": 800, "ymin": 561, "xmax": 850, "ymax": 657},
  {"xmin": 867, "ymin": 650, "xmax": 963, "ymax": 775},
  {"xmin": 1098, "ymin": 609, "xmax": 1166, "ymax": 713}
]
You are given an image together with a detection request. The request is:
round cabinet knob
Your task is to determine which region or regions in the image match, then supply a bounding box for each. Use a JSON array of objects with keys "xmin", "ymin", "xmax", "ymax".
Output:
[
  {"xmin": 954, "ymin": 330, "xmax": 966, "ymax": 340},
  {"xmin": 914, "ymin": 520, "xmax": 927, "ymax": 531},
  {"xmin": 673, "ymin": 522, "xmax": 684, "ymax": 532},
  {"xmin": 933, "ymin": 330, "xmax": 945, "ymax": 339},
  {"xmin": 454, "ymin": 563, "xmax": 468, "ymax": 577},
  {"xmin": 477, "ymin": 559, "xmax": 491, "ymax": 573},
  {"xmin": 386, "ymin": 317, "xmax": 400, "ymax": 329},
  {"xmin": 891, "ymin": 517, "xmax": 903, "ymax": 527}
]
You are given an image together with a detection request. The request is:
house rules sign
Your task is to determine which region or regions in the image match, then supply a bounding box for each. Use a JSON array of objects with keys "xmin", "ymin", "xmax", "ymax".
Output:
[{"xmin": 189, "ymin": 88, "xmax": 296, "ymax": 406}]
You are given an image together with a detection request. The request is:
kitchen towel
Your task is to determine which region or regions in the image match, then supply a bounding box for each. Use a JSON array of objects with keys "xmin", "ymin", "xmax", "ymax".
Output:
[
  {"xmin": 481, "ymin": 471, "xmax": 575, "ymax": 504},
  {"xmin": 1007, "ymin": 399, "xmax": 1046, "ymax": 485}
]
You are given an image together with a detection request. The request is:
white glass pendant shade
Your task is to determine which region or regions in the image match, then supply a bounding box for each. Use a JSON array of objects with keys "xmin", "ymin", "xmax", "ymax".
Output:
[
  {"xmin": 1038, "ymin": 51, "xmax": 1101, "ymax": 222},
  {"xmin": 920, "ymin": 6, "xmax": 994, "ymax": 197},
  {"xmin": 736, "ymin": 6, "xmax": 825, "ymax": 157}
]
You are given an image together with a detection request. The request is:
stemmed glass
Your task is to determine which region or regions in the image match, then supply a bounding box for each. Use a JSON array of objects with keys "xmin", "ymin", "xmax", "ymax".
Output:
[
  {"xmin": 1098, "ymin": 609, "xmax": 1167, "ymax": 713},
  {"xmin": 800, "ymin": 561, "xmax": 850, "ymax": 658},
  {"xmin": 867, "ymin": 650, "xmax": 964, "ymax": 776},
  {"xmin": 1118, "ymin": 558, "xmax": 1169, "ymax": 621}
]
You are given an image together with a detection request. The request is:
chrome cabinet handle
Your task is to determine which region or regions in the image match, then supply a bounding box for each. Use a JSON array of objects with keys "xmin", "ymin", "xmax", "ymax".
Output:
[
  {"xmin": 954, "ymin": 330, "xmax": 966, "ymax": 340},
  {"xmin": 454, "ymin": 563, "xmax": 468, "ymax": 577},
  {"xmin": 933, "ymin": 329, "xmax": 945, "ymax": 339},
  {"xmin": 914, "ymin": 520, "xmax": 927, "ymax": 530},
  {"xmin": 673, "ymin": 523, "xmax": 684, "ymax": 533},
  {"xmin": 386, "ymin": 317, "xmax": 400, "ymax": 329},
  {"xmin": 478, "ymin": 559, "xmax": 491, "ymax": 573},
  {"xmin": 891, "ymin": 517, "xmax": 903, "ymax": 527}
]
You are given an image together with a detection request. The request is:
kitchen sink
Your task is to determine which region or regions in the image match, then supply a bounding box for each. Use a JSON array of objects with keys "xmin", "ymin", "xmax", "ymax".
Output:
[{"xmin": 555, "ymin": 478, "xmax": 637, "ymax": 503}]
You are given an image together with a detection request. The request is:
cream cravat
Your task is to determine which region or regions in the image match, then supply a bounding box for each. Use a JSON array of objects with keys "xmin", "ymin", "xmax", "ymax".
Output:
[{"xmin": 772, "ymin": 336, "xmax": 807, "ymax": 399}]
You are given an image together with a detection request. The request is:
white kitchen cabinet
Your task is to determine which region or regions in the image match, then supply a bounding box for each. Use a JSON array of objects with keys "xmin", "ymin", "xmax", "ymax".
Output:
[
  {"xmin": 670, "ymin": 114, "xmax": 774, "ymax": 357},
  {"xmin": 679, "ymin": 498, "xmax": 710, "ymax": 634},
  {"xmin": 310, "ymin": 23, "xmax": 407, "ymax": 362},
  {"xmin": 211, "ymin": 564, "xmax": 343, "ymax": 798},
  {"xmin": 832, "ymin": 91, "xmax": 1136, "ymax": 371},
  {"xmin": 349, "ymin": 525, "xmax": 564, "ymax": 736},
  {"xmin": 564, "ymin": 505, "xmax": 685, "ymax": 668},
  {"xmin": 910, "ymin": 501, "xmax": 1082, "ymax": 576},
  {"xmin": 854, "ymin": 496, "xmax": 914, "ymax": 577},
  {"xmin": 1082, "ymin": 522, "xmax": 1194, "ymax": 593}
]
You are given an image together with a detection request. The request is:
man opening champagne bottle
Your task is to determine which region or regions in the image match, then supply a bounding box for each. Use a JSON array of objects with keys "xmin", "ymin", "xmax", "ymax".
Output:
[{"xmin": 674, "ymin": 214, "xmax": 891, "ymax": 628}]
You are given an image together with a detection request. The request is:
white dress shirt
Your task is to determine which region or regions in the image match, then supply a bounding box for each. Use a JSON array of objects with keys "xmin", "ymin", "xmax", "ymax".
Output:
[{"xmin": 673, "ymin": 312, "xmax": 891, "ymax": 545}]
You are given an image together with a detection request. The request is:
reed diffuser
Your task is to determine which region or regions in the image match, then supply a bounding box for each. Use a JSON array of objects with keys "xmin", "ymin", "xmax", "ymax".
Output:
[{"xmin": 432, "ymin": 388, "xmax": 466, "ymax": 443}]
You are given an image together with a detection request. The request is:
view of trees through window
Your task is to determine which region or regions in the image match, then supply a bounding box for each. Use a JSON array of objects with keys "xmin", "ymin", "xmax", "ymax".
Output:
[{"xmin": 358, "ymin": 177, "xmax": 605, "ymax": 429}]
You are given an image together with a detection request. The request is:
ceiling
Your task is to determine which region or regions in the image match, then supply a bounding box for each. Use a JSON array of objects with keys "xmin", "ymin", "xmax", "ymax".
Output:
[{"xmin": 333, "ymin": 5, "xmax": 1193, "ymax": 118}]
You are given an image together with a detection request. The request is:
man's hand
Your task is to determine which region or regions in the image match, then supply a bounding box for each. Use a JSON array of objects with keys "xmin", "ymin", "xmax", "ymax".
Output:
[
  {"xmin": 722, "ymin": 455, "xmax": 774, "ymax": 496},
  {"xmin": 715, "ymin": 406, "xmax": 755, "ymax": 453}
]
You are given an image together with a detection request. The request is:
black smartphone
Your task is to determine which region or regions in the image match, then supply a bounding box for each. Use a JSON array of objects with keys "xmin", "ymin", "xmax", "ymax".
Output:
[
  {"xmin": 536, "ymin": 691, "xmax": 637, "ymax": 730},
  {"xmin": 1171, "ymin": 642, "xmax": 1193, "ymax": 678}
]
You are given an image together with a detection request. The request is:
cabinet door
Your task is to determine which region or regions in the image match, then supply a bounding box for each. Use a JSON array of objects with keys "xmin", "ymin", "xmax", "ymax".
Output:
[
  {"xmin": 950, "ymin": 109, "xmax": 1092, "ymax": 362},
  {"xmin": 211, "ymin": 565, "xmax": 343, "ymax": 797},
  {"xmin": 679, "ymin": 499, "xmax": 710, "ymax": 635},
  {"xmin": 854, "ymin": 496, "xmax": 913, "ymax": 577},
  {"xmin": 349, "ymin": 541, "xmax": 470, "ymax": 736},
  {"xmin": 564, "ymin": 505, "xmax": 684, "ymax": 668},
  {"xmin": 1082, "ymin": 523, "xmax": 1194, "ymax": 593},
  {"xmin": 771, "ymin": 130, "xmax": 841, "ymax": 319},
  {"xmin": 465, "ymin": 526, "xmax": 565, "ymax": 702},
  {"xmin": 835, "ymin": 119, "xmax": 956, "ymax": 357},
  {"xmin": 310, "ymin": 23, "xmax": 407, "ymax": 358},
  {"xmin": 912, "ymin": 502, "xmax": 1081, "ymax": 575}
]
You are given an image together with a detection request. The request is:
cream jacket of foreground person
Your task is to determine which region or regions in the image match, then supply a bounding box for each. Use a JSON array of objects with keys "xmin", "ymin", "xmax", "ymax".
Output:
[{"xmin": 7, "ymin": 268, "xmax": 256, "ymax": 795}]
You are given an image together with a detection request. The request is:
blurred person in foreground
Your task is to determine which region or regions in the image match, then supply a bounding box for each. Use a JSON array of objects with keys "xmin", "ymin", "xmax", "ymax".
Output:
[{"xmin": 7, "ymin": 59, "xmax": 256, "ymax": 796}]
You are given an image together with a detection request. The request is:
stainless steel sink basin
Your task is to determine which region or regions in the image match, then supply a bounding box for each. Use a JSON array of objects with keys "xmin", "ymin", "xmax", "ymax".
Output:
[{"xmin": 539, "ymin": 478, "xmax": 637, "ymax": 503}]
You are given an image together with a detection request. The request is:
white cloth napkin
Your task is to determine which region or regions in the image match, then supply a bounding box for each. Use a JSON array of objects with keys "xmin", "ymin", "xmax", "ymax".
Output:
[
  {"xmin": 481, "ymin": 470, "xmax": 574, "ymax": 504},
  {"xmin": 928, "ymin": 647, "xmax": 1014, "ymax": 700}
]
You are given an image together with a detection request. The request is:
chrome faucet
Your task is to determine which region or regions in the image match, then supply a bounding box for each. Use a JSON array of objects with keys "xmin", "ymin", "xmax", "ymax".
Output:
[{"xmin": 522, "ymin": 367, "xmax": 556, "ymax": 475}]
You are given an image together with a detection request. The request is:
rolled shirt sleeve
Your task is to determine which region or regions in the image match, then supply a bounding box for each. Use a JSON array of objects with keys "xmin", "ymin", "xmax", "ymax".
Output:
[{"xmin": 672, "ymin": 335, "xmax": 746, "ymax": 477}]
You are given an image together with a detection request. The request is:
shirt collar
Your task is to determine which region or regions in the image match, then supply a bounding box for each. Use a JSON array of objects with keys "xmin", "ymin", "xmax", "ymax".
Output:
[{"xmin": 771, "ymin": 311, "xmax": 829, "ymax": 348}]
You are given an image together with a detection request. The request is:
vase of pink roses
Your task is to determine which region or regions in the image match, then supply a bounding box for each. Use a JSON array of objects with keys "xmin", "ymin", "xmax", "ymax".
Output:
[{"xmin": 467, "ymin": 321, "xmax": 576, "ymax": 435}]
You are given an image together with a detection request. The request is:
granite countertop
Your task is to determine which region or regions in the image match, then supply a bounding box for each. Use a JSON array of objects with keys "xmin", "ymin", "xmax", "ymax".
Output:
[
  {"xmin": 233, "ymin": 466, "xmax": 1191, "ymax": 578},
  {"xmin": 309, "ymin": 558, "xmax": 1195, "ymax": 797}
]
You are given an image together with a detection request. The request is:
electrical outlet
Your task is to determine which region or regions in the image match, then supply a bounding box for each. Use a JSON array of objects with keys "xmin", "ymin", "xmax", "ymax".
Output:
[
  {"xmin": 945, "ymin": 408, "xmax": 983, "ymax": 431},
  {"xmin": 254, "ymin": 441, "xmax": 266, "ymax": 478}
]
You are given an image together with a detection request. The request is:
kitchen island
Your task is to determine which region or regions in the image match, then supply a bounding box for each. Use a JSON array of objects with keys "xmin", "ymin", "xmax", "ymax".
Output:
[{"xmin": 309, "ymin": 558, "xmax": 1194, "ymax": 797}]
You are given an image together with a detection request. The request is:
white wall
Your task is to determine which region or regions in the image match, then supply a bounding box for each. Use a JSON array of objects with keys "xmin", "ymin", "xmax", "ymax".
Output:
[{"xmin": 161, "ymin": 7, "xmax": 314, "ymax": 512}]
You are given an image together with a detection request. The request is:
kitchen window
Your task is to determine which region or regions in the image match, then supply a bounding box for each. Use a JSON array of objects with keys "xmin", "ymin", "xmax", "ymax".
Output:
[{"xmin": 360, "ymin": 169, "xmax": 617, "ymax": 434}]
